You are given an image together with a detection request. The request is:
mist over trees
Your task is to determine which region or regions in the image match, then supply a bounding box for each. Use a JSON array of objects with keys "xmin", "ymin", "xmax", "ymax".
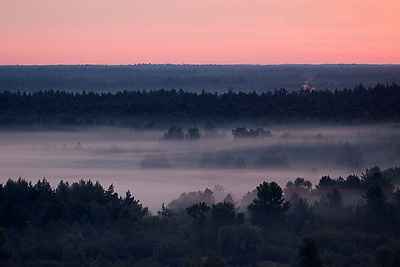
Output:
[
  {"xmin": 1, "ymin": 166, "xmax": 400, "ymax": 266},
  {"xmin": 1, "ymin": 65, "xmax": 400, "ymax": 266}
]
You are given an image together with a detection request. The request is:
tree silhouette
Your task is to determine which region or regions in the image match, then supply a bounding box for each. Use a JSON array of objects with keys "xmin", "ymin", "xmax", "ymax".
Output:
[
  {"xmin": 186, "ymin": 202, "xmax": 210, "ymax": 225},
  {"xmin": 248, "ymin": 181, "xmax": 290, "ymax": 226}
]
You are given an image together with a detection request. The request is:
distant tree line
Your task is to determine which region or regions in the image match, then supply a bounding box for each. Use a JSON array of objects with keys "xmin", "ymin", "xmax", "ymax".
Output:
[
  {"xmin": 1, "ymin": 64, "xmax": 399, "ymax": 93},
  {"xmin": 0, "ymin": 83, "xmax": 399, "ymax": 127},
  {"xmin": 1, "ymin": 166, "xmax": 400, "ymax": 266}
]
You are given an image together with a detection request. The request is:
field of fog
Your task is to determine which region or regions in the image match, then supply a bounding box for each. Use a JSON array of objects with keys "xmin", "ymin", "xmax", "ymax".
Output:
[{"xmin": 1, "ymin": 124, "xmax": 399, "ymax": 212}]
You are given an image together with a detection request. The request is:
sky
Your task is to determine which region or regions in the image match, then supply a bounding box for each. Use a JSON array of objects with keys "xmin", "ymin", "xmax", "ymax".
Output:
[{"xmin": 1, "ymin": 0, "xmax": 399, "ymax": 65}]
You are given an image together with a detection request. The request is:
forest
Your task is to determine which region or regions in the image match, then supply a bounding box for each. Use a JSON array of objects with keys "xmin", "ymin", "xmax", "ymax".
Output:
[
  {"xmin": 0, "ymin": 83, "xmax": 399, "ymax": 127},
  {"xmin": 1, "ymin": 76, "xmax": 400, "ymax": 266},
  {"xmin": 1, "ymin": 166, "xmax": 400, "ymax": 266}
]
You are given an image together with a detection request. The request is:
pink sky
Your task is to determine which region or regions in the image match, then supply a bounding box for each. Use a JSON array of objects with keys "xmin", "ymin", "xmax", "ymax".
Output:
[{"xmin": 1, "ymin": 0, "xmax": 399, "ymax": 65}]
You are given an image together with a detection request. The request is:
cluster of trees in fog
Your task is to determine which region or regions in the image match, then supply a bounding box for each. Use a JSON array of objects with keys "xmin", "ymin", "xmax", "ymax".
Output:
[
  {"xmin": 161, "ymin": 127, "xmax": 201, "ymax": 140},
  {"xmin": 0, "ymin": 83, "xmax": 399, "ymax": 127},
  {"xmin": 232, "ymin": 127, "xmax": 272, "ymax": 138},
  {"xmin": 161, "ymin": 126, "xmax": 271, "ymax": 141},
  {"xmin": 1, "ymin": 166, "xmax": 400, "ymax": 266}
]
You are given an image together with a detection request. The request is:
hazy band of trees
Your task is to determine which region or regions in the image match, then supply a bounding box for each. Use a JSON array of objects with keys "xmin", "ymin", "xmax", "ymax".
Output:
[
  {"xmin": 0, "ymin": 83, "xmax": 399, "ymax": 127},
  {"xmin": 0, "ymin": 64, "xmax": 400, "ymax": 93},
  {"xmin": 1, "ymin": 166, "xmax": 400, "ymax": 266},
  {"xmin": 1, "ymin": 64, "xmax": 400, "ymax": 93}
]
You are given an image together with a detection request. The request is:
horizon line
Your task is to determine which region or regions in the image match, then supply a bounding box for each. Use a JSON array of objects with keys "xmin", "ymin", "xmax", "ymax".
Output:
[{"xmin": 1, "ymin": 63, "xmax": 400, "ymax": 67}]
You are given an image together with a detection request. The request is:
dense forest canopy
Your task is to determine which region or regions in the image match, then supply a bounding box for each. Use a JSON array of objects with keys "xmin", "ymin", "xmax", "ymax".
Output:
[
  {"xmin": 0, "ymin": 83, "xmax": 399, "ymax": 127},
  {"xmin": 1, "ymin": 166, "xmax": 400, "ymax": 266}
]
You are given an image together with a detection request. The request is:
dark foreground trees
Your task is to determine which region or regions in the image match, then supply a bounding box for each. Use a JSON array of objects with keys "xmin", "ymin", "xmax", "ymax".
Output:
[{"xmin": 1, "ymin": 166, "xmax": 400, "ymax": 266}]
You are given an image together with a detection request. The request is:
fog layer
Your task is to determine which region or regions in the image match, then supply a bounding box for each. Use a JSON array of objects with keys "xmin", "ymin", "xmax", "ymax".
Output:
[{"xmin": 1, "ymin": 124, "xmax": 399, "ymax": 212}]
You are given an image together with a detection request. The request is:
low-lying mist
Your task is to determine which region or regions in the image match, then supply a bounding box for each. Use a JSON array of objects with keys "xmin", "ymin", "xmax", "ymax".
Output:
[{"xmin": 1, "ymin": 124, "xmax": 399, "ymax": 212}]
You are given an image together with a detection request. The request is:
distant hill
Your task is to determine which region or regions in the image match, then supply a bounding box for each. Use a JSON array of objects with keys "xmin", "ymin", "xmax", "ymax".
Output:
[{"xmin": 1, "ymin": 64, "xmax": 399, "ymax": 93}]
